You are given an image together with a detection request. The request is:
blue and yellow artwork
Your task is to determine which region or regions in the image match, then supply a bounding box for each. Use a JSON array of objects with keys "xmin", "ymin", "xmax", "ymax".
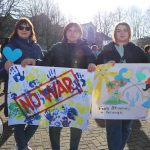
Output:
[{"xmin": 8, "ymin": 65, "xmax": 94, "ymax": 130}]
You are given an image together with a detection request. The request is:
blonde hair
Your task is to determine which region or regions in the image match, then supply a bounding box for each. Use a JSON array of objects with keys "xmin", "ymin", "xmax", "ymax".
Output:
[{"xmin": 113, "ymin": 22, "xmax": 131, "ymax": 43}]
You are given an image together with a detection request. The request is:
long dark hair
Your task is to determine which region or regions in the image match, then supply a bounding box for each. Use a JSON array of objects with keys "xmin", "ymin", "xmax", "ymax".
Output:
[{"xmin": 10, "ymin": 17, "xmax": 37, "ymax": 42}]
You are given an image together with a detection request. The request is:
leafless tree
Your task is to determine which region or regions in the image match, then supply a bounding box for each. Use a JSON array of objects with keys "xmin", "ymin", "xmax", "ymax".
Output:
[
  {"xmin": 142, "ymin": 7, "xmax": 150, "ymax": 37},
  {"xmin": 126, "ymin": 6, "xmax": 144, "ymax": 39},
  {"xmin": 23, "ymin": 0, "xmax": 65, "ymax": 50},
  {"xmin": 93, "ymin": 11, "xmax": 116, "ymax": 36},
  {"xmin": 0, "ymin": 0, "xmax": 23, "ymax": 17},
  {"xmin": 93, "ymin": 6, "xmax": 150, "ymax": 40},
  {"xmin": 114, "ymin": 7, "xmax": 127, "ymax": 23},
  {"xmin": 0, "ymin": 0, "xmax": 24, "ymax": 37}
]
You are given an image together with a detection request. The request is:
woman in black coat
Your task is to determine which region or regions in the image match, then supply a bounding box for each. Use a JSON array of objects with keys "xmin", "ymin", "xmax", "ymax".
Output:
[
  {"xmin": 97, "ymin": 22, "xmax": 147, "ymax": 150},
  {"xmin": 21, "ymin": 22, "xmax": 96, "ymax": 150},
  {"xmin": 4, "ymin": 17, "xmax": 43, "ymax": 150}
]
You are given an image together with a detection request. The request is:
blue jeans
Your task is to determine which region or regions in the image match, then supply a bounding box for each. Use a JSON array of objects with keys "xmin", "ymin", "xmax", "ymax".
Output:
[
  {"xmin": 13, "ymin": 124, "xmax": 38, "ymax": 150},
  {"xmin": 106, "ymin": 120, "xmax": 133, "ymax": 150},
  {"xmin": 49, "ymin": 127, "xmax": 82, "ymax": 150}
]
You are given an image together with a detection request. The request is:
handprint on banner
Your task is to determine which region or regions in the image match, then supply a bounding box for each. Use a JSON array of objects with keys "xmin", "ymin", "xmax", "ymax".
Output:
[
  {"xmin": 10, "ymin": 92, "xmax": 17, "ymax": 99},
  {"xmin": 8, "ymin": 65, "xmax": 91, "ymax": 130},
  {"xmin": 47, "ymin": 68, "xmax": 56, "ymax": 79},
  {"xmin": 29, "ymin": 79, "xmax": 39, "ymax": 88},
  {"xmin": 44, "ymin": 110, "xmax": 54, "ymax": 123},
  {"xmin": 61, "ymin": 117, "xmax": 71, "ymax": 127},
  {"xmin": 10, "ymin": 66, "xmax": 25, "ymax": 82},
  {"xmin": 75, "ymin": 72, "xmax": 86, "ymax": 86}
]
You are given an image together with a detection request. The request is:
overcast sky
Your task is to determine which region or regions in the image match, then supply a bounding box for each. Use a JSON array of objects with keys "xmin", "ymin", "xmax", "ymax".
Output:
[{"xmin": 56, "ymin": 0, "xmax": 150, "ymax": 23}]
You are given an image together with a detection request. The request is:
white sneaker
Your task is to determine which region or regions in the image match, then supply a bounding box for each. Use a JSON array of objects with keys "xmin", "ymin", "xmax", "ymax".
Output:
[
  {"xmin": 23, "ymin": 146, "xmax": 32, "ymax": 150},
  {"xmin": 15, "ymin": 145, "xmax": 32, "ymax": 150},
  {"xmin": 27, "ymin": 146, "xmax": 32, "ymax": 150}
]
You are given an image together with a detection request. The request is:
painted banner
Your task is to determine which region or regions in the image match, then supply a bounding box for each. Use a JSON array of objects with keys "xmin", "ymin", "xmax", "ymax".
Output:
[
  {"xmin": 8, "ymin": 65, "xmax": 94, "ymax": 130},
  {"xmin": 92, "ymin": 63, "xmax": 150, "ymax": 120}
]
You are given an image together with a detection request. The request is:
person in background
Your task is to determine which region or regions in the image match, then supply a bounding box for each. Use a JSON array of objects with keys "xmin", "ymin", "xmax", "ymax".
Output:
[
  {"xmin": 97, "ymin": 22, "xmax": 147, "ymax": 150},
  {"xmin": 3, "ymin": 17, "xmax": 43, "ymax": 150},
  {"xmin": 91, "ymin": 44, "xmax": 100, "ymax": 58},
  {"xmin": 21, "ymin": 22, "xmax": 96, "ymax": 150},
  {"xmin": 144, "ymin": 45, "xmax": 150, "ymax": 62}
]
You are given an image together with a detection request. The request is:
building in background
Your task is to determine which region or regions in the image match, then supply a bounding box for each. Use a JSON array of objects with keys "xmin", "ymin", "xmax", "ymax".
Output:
[{"xmin": 81, "ymin": 22, "xmax": 112, "ymax": 47}]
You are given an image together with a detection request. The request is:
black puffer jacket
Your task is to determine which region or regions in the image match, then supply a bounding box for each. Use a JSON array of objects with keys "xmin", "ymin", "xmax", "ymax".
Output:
[
  {"xmin": 38, "ymin": 40, "xmax": 96, "ymax": 69},
  {"xmin": 97, "ymin": 42, "xmax": 148, "ymax": 64}
]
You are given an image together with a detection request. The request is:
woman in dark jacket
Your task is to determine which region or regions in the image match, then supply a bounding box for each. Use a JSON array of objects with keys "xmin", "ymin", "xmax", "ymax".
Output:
[
  {"xmin": 97, "ymin": 41, "xmax": 147, "ymax": 64},
  {"xmin": 3, "ymin": 17, "xmax": 43, "ymax": 150},
  {"xmin": 21, "ymin": 22, "xmax": 96, "ymax": 150},
  {"xmin": 97, "ymin": 22, "xmax": 147, "ymax": 150}
]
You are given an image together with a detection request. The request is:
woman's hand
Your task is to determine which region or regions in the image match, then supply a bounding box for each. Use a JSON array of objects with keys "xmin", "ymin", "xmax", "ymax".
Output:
[
  {"xmin": 4, "ymin": 61, "xmax": 14, "ymax": 72},
  {"xmin": 21, "ymin": 58, "xmax": 36, "ymax": 67},
  {"xmin": 88, "ymin": 63, "xmax": 96, "ymax": 72}
]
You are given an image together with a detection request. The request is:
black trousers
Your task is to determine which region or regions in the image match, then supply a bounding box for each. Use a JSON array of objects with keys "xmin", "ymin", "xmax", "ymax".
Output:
[{"xmin": 49, "ymin": 127, "xmax": 82, "ymax": 150}]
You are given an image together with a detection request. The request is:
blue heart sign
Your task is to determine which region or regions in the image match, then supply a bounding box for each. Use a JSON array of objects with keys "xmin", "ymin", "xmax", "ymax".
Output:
[{"xmin": 3, "ymin": 47, "xmax": 22, "ymax": 62}]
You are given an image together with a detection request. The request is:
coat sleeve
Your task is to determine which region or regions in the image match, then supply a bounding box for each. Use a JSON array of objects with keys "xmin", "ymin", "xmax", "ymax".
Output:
[
  {"xmin": 34, "ymin": 44, "xmax": 44, "ymax": 59},
  {"xmin": 96, "ymin": 52, "xmax": 104, "ymax": 65},
  {"xmin": 36, "ymin": 44, "xmax": 56, "ymax": 66},
  {"xmin": 84, "ymin": 46, "xmax": 96, "ymax": 64},
  {"xmin": 96, "ymin": 45, "xmax": 108, "ymax": 65},
  {"xmin": 136, "ymin": 46, "xmax": 148, "ymax": 63}
]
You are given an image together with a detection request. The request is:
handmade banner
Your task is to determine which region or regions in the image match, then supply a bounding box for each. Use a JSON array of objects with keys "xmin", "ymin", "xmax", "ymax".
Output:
[
  {"xmin": 8, "ymin": 65, "xmax": 94, "ymax": 130},
  {"xmin": 92, "ymin": 63, "xmax": 150, "ymax": 120}
]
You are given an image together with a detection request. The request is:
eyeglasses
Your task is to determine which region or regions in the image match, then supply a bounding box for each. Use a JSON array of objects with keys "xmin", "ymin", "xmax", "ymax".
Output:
[{"xmin": 18, "ymin": 26, "xmax": 31, "ymax": 31}]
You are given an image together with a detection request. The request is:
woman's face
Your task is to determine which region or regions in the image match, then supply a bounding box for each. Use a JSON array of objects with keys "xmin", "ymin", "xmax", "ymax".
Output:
[
  {"xmin": 115, "ymin": 25, "xmax": 130, "ymax": 43},
  {"xmin": 17, "ymin": 23, "xmax": 31, "ymax": 39},
  {"xmin": 66, "ymin": 26, "xmax": 81, "ymax": 43}
]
